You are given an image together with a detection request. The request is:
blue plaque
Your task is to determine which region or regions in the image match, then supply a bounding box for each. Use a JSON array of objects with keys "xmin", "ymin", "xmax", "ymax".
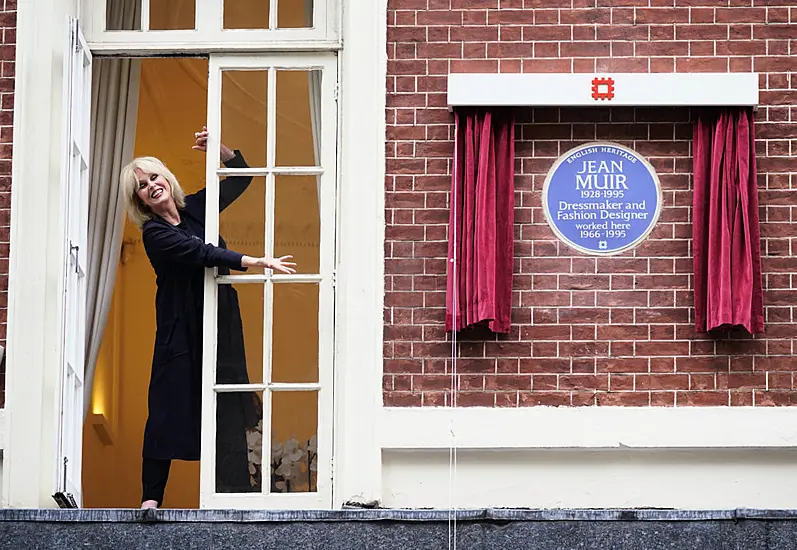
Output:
[{"xmin": 542, "ymin": 142, "xmax": 662, "ymax": 255}]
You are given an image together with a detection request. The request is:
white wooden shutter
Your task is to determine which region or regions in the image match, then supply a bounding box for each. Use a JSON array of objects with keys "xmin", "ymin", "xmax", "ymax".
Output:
[{"xmin": 53, "ymin": 18, "xmax": 92, "ymax": 509}]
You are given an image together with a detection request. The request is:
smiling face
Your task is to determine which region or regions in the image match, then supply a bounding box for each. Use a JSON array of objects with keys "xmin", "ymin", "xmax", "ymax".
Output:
[{"xmin": 134, "ymin": 168, "xmax": 173, "ymax": 211}]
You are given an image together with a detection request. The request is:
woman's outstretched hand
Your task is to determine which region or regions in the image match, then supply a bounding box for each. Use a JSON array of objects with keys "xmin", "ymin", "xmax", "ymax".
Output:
[
  {"xmin": 241, "ymin": 255, "xmax": 297, "ymax": 274},
  {"xmin": 192, "ymin": 125, "xmax": 236, "ymax": 163}
]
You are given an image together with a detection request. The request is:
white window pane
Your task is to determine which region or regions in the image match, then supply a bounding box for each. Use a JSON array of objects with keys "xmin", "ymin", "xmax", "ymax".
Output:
[
  {"xmin": 219, "ymin": 176, "xmax": 267, "ymax": 272},
  {"xmin": 276, "ymin": 69, "xmax": 321, "ymax": 167},
  {"xmin": 216, "ymin": 391, "xmax": 264, "ymax": 493},
  {"xmin": 222, "ymin": 71, "xmax": 269, "ymax": 169},
  {"xmin": 279, "ymin": 0, "xmax": 314, "ymax": 29},
  {"xmin": 150, "ymin": 0, "xmax": 196, "ymax": 30},
  {"xmin": 217, "ymin": 282, "xmax": 265, "ymax": 386},
  {"xmin": 106, "ymin": 0, "xmax": 141, "ymax": 30},
  {"xmin": 271, "ymin": 391, "xmax": 318, "ymax": 493},
  {"xmin": 274, "ymin": 175, "xmax": 320, "ymax": 275},
  {"xmin": 272, "ymin": 284, "xmax": 319, "ymax": 384},
  {"xmin": 223, "ymin": 0, "xmax": 270, "ymax": 29}
]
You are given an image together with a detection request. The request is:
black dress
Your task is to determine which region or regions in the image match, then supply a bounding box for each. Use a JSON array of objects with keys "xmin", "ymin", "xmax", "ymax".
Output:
[{"xmin": 141, "ymin": 150, "xmax": 258, "ymax": 492}]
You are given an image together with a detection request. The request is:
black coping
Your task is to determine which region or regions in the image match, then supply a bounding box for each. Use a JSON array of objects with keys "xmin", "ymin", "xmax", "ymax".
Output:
[{"xmin": 3, "ymin": 509, "xmax": 797, "ymax": 550}]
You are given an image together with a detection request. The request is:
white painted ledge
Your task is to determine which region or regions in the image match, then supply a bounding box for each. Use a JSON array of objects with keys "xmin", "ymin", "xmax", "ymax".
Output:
[
  {"xmin": 0, "ymin": 409, "xmax": 5, "ymax": 451},
  {"xmin": 381, "ymin": 407, "xmax": 797, "ymax": 450},
  {"xmin": 447, "ymin": 73, "xmax": 759, "ymax": 108}
]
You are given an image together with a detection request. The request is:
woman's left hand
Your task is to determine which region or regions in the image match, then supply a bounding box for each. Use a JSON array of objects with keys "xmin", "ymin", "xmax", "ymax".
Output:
[
  {"xmin": 192, "ymin": 126, "xmax": 236, "ymax": 163},
  {"xmin": 241, "ymin": 255, "xmax": 297, "ymax": 274}
]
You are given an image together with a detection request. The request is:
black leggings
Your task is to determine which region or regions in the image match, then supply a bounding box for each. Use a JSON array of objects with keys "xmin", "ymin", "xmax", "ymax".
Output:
[{"xmin": 141, "ymin": 458, "xmax": 171, "ymax": 506}]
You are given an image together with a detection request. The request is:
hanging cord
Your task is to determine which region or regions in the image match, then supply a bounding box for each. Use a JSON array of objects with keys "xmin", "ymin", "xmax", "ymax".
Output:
[{"xmin": 447, "ymin": 112, "xmax": 460, "ymax": 550}]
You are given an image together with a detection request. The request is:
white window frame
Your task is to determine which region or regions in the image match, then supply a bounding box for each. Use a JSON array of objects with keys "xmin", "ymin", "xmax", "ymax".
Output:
[
  {"xmin": 200, "ymin": 53, "xmax": 338, "ymax": 509},
  {"xmin": 4, "ymin": 0, "xmax": 385, "ymax": 509},
  {"xmin": 82, "ymin": 0, "xmax": 340, "ymax": 54}
]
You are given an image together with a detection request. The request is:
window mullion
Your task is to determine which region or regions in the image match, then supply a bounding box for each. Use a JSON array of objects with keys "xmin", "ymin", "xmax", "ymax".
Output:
[
  {"xmin": 270, "ymin": 0, "xmax": 278, "ymax": 30},
  {"xmin": 199, "ymin": 55, "xmax": 224, "ymax": 507},
  {"xmin": 315, "ymin": 55, "xmax": 337, "ymax": 499},
  {"xmin": 197, "ymin": 0, "xmax": 221, "ymax": 35},
  {"xmin": 262, "ymin": 64, "xmax": 279, "ymax": 496},
  {"xmin": 140, "ymin": 0, "xmax": 150, "ymax": 32}
]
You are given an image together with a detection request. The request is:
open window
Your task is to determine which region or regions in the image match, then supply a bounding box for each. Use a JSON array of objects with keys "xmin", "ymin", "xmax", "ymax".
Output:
[
  {"xmin": 80, "ymin": 52, "xmax": 338, "ymax": 509},
  {"xmin": 199, "ymin": 53, "xmax": 337, "ymax": 509},
  {"xmin": 66, "ymin": 0, "xmax": 342, "ymax": 510}
]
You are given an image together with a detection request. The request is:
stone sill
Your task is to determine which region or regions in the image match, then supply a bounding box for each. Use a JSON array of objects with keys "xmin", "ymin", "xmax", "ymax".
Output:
[{"xmin": 1, "ymin": 508, "xmax": 797, "ymax": 523}]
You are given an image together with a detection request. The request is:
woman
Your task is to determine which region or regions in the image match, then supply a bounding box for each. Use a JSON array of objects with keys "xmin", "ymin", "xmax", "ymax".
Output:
[{"xmin": 121, "ymin": 127, "xmax": 295, "ymax": 509}]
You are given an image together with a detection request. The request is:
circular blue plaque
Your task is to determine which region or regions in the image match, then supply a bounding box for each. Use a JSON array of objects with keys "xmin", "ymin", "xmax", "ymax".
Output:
[{"xmin": 542, "ymin": 142, "xmax": 662, "ymax": 256}]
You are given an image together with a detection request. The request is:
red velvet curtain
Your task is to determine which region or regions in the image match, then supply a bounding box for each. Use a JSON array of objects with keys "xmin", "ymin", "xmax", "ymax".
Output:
[
  {"xmin": 446, "ymin": 108, "xmax": 515, "ymax": 333},
  {"xmin": 693, "ymin": 109, "xmax": 764, "ymax": 334}
]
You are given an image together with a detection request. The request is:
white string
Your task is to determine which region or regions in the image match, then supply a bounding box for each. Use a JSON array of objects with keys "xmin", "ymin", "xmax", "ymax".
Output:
[{"xmin": 447, "ymin": 111, "xmax": 460, "ymax": 550}]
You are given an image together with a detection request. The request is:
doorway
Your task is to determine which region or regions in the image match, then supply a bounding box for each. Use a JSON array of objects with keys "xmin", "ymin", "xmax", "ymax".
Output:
[
  {"xmin": 81, "ymin": 53, "xmax": 329, "ymax": 508},
  {"xmin": 82, "ymin": 56, "xmax": 209, "ymax": 508}
]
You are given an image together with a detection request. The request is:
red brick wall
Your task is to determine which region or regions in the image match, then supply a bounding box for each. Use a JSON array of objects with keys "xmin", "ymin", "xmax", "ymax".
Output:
[
  {"xmin": 384, "ymin": 1, "xmax": 797, "ymax": 407},
  {"xmin": 0, "ymin": 1, "xmax": 14, "ymax": 406}
]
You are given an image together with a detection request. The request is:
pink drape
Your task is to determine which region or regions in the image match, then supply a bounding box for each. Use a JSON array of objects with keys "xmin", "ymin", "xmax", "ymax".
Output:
[
  {"xmin": 693, "ymin": 109, "xmax": 764, "ymax": 334},
  {"xmin": 446, "ymin": 108, "xmax": 515, "ymax": 333}
]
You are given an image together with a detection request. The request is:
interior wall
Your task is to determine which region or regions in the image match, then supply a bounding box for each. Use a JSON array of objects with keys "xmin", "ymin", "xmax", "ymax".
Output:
[
  {"xmin": 83, "ymin": 0, "xmax": 321, "ymax": 508},
  {"xmin": 83, "ymin": 57, "xmax": 209, "ymax": 509}
]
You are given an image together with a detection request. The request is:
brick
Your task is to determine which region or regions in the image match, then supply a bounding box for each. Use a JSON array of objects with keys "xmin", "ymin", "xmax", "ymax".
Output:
[
  {"xmin": 487, "ymin": 9, "xmax": 533, "ymax": 25},
  {"xmin": 636, "ymin": 8, "xmax": 690, "ymax": 24},
  {"xmin": 519, "ymin": 358, "xmax": 570, "ymax": 374},
  {"xmin": 484, "ymin": 375, "xmax": 530, "ymax": 391},
  {"xmin": 519, "ymin": 391, "xmax": 570, "ymax": 407},
  {"xmin": 753, "ymin": 24, "xmax": 797, "ymax": 40},
  {"xmin": 559, "ymin": 375, "xmax": 608, "ymax": 391},
  {"xmin": 384, "ymin": 392, "xmax": 422, "ymax": 407},
  {"xmin": 597, "ymin": 392, "xmax": 650, "ymax": 406},
  {"xmin": 637, "ymin": 374, "xmax": 690, "ymax": 391},
  {"xmin": 561, "ymin": 41, "xmax": 611, "ymax": 58},
  {"xmin": 676, "ymin": 391, "xmax": 729, "ymax": 407},
  {"xmin": 597, "ymin": 358, "xmax": 649, "ymax": 374},
  {"xmin": 532, "ymin": 374, "xmax": 558, "ymax": 390}
]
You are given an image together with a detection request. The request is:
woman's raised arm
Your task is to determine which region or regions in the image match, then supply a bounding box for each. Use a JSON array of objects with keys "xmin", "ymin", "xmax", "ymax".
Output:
[{"xmin": 192, "ymin": 126, "xmax": 254, "ymax": 212}]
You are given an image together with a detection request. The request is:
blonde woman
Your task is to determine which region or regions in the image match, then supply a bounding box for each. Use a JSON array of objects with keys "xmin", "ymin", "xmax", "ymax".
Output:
[{"xmin": 122, "ymin": 127, "xmax": 295, "ymax": 509}]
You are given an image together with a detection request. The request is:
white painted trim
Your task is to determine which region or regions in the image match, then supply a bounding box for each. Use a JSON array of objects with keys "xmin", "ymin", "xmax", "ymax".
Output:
[
  {"xmin": 5, "ymin": 1, "xmax": 79, "ymax": 508},
  {"xmin": 140, "ymin": 0, "xmax": 150, "ymax": 32},
  {"xmin": 381, "ymin": 407, "xmax": 797, "ymax": 450},
  {"xmin": 217, "ymin": 167, "xmax": 324, "ymax": 176},
  {"xmin": 82, "ymin": 0, "xmax": 338, "ymax": 46},
  {"xmin": 447, "ymin": 73, "xmax": 760, "ymax": 107},
  {"xmin": 0, "ymin": 410, "xmax": 6, "ymax": 450},
  {"xmin": 382, "ymin": 448, "xmax": 797, "ymax": 510},
  {"xmin": 199, "ymin": 52, "xmax": 223, "ymax": 508},
  {"xmin": 218, "ymin": 274, "xmax": 323, "ymax": 284},
  {"xmin": 85, "ymin": 41, "xmax": 343, "ymax": 55},
  {"xmin": 331, "ymin": 0, "xmax": 386, "ymax": 508}
]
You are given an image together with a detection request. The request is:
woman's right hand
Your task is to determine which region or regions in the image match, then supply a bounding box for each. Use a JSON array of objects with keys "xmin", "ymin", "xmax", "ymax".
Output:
[{"xmin": 241, "ymin": 255, "xmax": 297, "ymax": 274}]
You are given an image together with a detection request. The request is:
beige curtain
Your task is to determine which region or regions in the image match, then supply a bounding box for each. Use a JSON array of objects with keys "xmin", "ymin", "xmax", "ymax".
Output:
[
  {"xmin": 84, "ymin": 1, "xmax": 141, "ymax": 415},
  {"xmin": 305, "ymin": 0, "xmax": 322, "ymax": 199}
]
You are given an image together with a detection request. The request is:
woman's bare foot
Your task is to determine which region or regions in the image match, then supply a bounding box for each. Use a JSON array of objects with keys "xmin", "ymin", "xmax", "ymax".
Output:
[{"xmin": 141, "ymin": 500, "xmax": 158, "ymax": 509}]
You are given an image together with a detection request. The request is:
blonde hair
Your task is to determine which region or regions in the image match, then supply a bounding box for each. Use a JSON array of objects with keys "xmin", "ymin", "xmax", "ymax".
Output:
[{"xmin": 120, "ymin": 156, "xmax": 186, "ymax": 227}]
